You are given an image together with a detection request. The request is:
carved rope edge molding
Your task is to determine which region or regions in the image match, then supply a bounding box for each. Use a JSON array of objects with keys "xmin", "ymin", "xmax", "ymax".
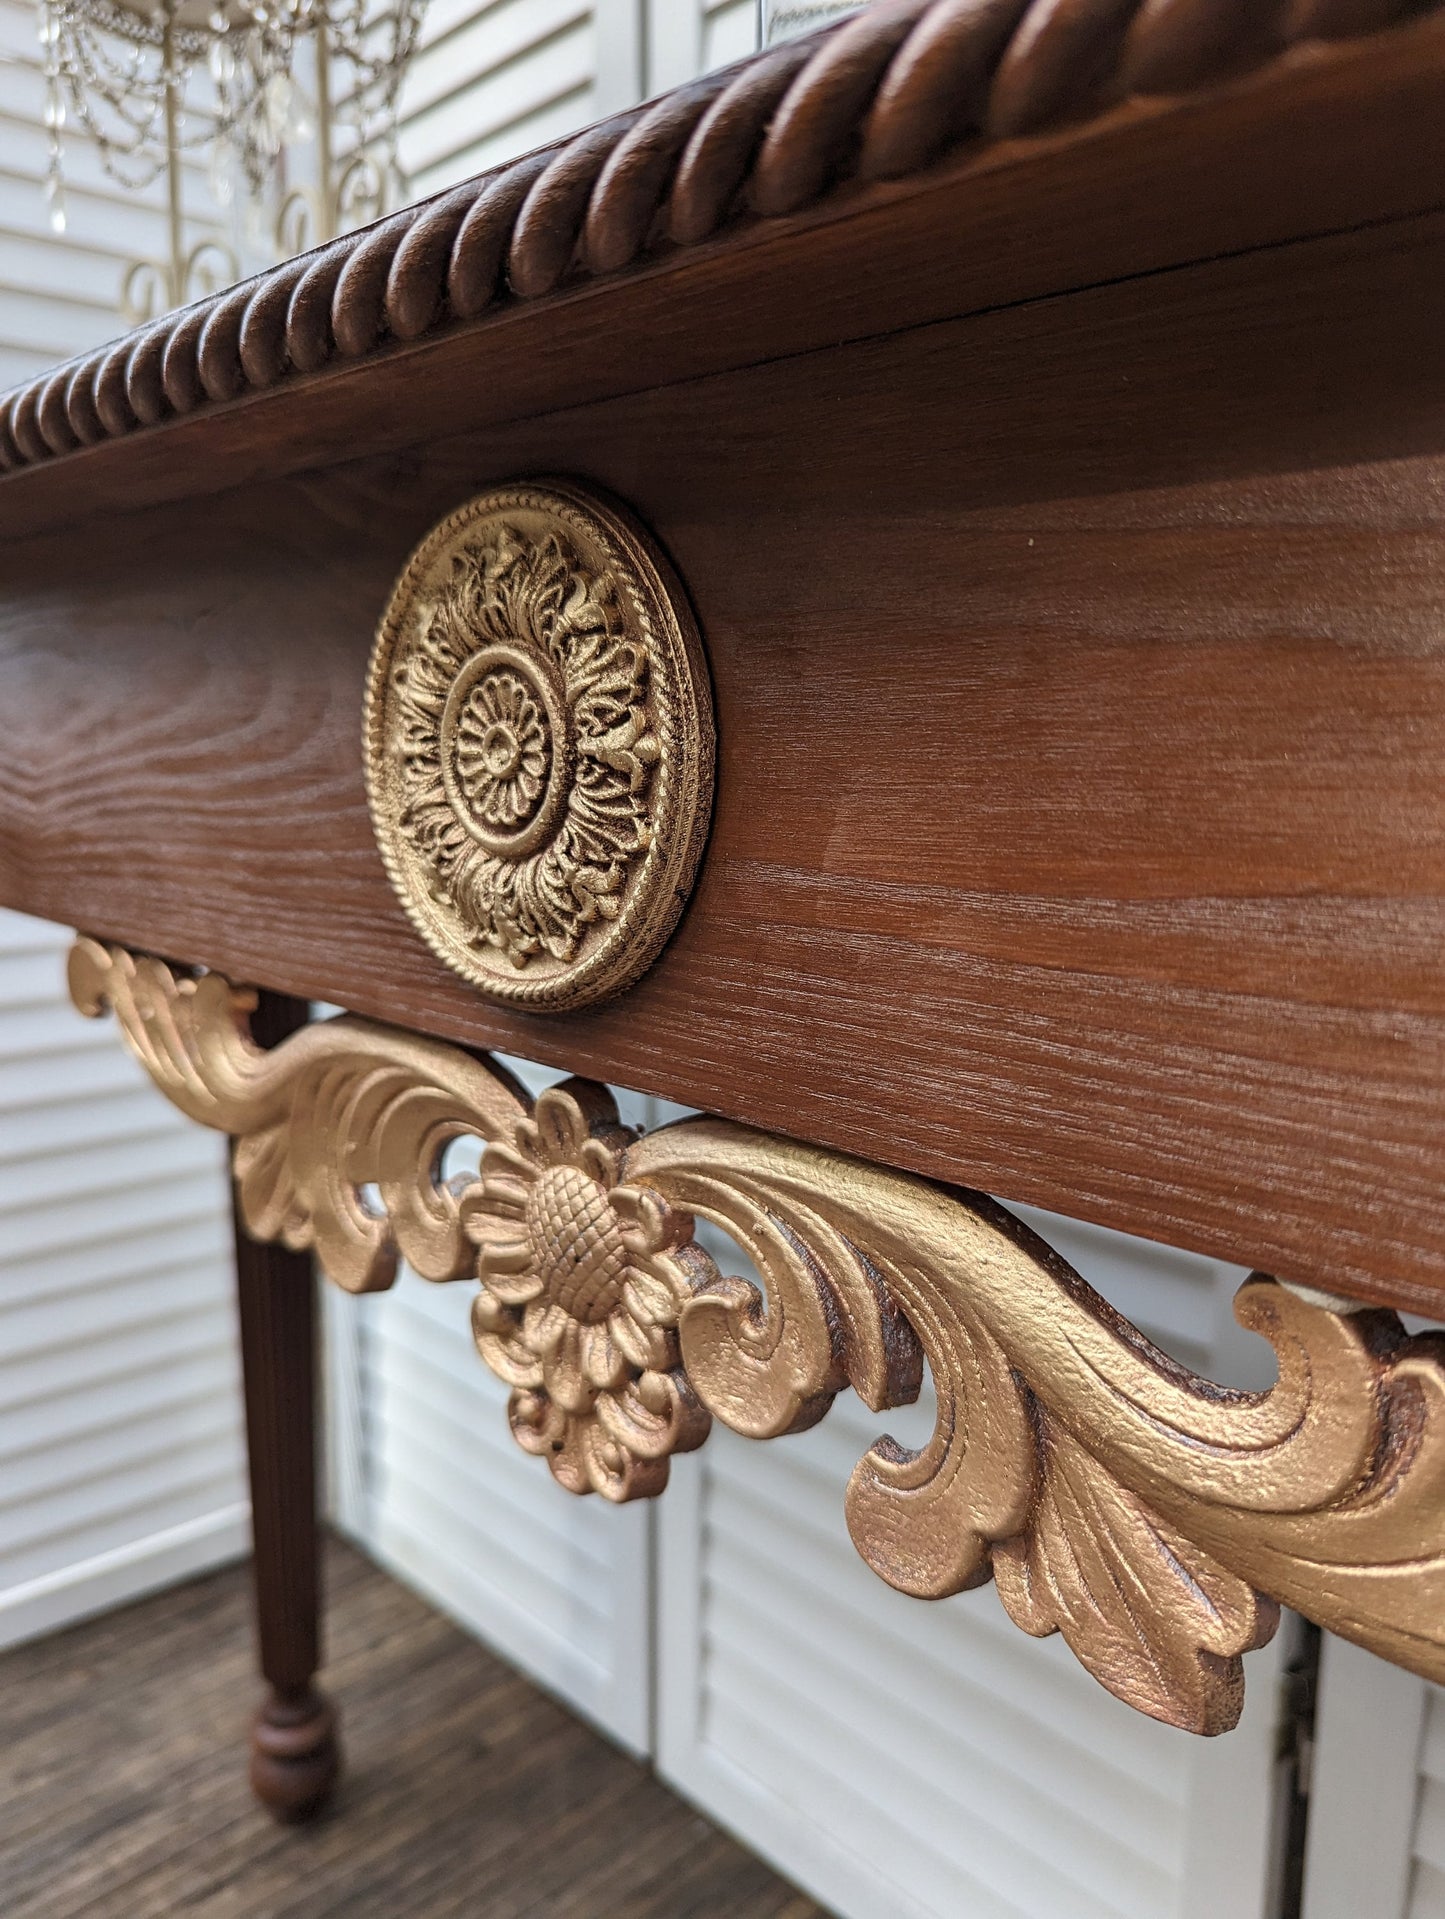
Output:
[
  {"xmin": 4, "ymin": 0, "xmax": 1442, "ymax": 472},
  {"xmin": 70, "ymin": 937, "xmax": 1445, "ymax": 1737}
]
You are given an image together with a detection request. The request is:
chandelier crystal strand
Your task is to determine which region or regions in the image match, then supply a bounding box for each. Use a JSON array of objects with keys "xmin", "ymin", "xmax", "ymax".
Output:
[
  {"xmin": 38, "ymin": 0, "xmax": 67, "ymax": 231},
  {"xmin": 761, "ymin": 0, "xmax": 863, "ymax": 41},
  {"xmin": 38, "ymin": 0, "xmax": 426, "ymax": 320}
]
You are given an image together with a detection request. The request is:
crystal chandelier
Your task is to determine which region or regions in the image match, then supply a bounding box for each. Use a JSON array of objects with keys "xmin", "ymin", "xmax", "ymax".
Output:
[
  {"xmin": 37, "ymin": 0, "xmax": 427, "ymax": 322},
  {"xmin": 762, "ymin": 1, "xmax": 863, "ymax": 39}
]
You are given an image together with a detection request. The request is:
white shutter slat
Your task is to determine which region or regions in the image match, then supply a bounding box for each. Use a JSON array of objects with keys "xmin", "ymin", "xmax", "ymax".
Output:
[
  {"xmin": 702, "ymin": 1570, "xmax": 1182, "ymax": 1883},
  {"xmin": 407, "ymin": 0, "xmax": 590, "ymax": 114},
  {"xmin": 702, "ymin": 1683, "xmax": 1152, "ymax": 1919},
  {"xmin": 0, "ymin": 345, "xmax": 63, "ymax": 383},
  {"xmin": 0, "ymin": 1298, "xmax": 234, "ymax": 1411},
  {"xmin": 1, "ymin": 1388, "xmax": 244, "ymax": 1514},
  {"xmin": 399, "ymin": 11, "xmax": 592, "ymax": 190},
  {"xmin": 4, "ymin": 1427, "xmax": 243, "ymax": 1557},
  {"xmin": 2, "ymin": 1218, "xmax": 231, "ymax": 1319},
  {"xmin": 0, "ymin": 908, "xmax": 246, "ymax": 1647},
  {"xmin": 0, "ymin": 223, "xmax": 138, "ymax": 304},
  {"xmin": 2, "ymin": 1459, "xmax": 246, "ymax": 1590},
  {"xmin": 0, "ymin": 998, "xmax": 133, "ymax": 1058},
  {"xmin": 1411, "ymin": 1692, "xmax": 1445, "ymax": 1917},
  {"xmin": 0, "ymin": 1086, "xmax": 181, "ymax": 1163},
  {"xmin": 0, "ymin": 946, "xmax": 70, "ymax": 1001},
  {"xmin": 2, "ymin": 1164, "xmax": 231, "ymax": 1265},
  {"xmin": 1303, "ymin": 1638, "xmax": 1428, "ymax": 1919},
  {"xmin": 647, "ymin": 0, "xmax": 759, "ymax": 92},
  {"xmin": 367, "ymin": 1467, "xmax": 615, "ymax": 1654},
  {"xmin": 0, "ymin": 1347, "xmax": 243, "ymax": 1468},
  {"xmin": 702, "ymin": 0, "xmax": 758, "ymax": 70},
  {"xmin": 0, "ymin": 1041, "xmax": 158, "ymax": 1109},
  {"xmin": 0, "ymin": 184, "xmax": 166, "ymax": 267},
  {"xmin": 0, "ymin": 129, "xmax": 219, "ymax": 235},
  {"xmin": 0, "ymin": 917, "xmax": 67, "ymax": 950},
  {"xmin": 395, "ymin": 0, "xmax": 640, "ymax": 200},
  {"xmin": 362, "ymin": 1344, "xmax": 619, "ymax": 1580},
  {"xmin": 702, "ymin": 1476, "xmax": 1191, "ymax": 1797},
  {"xmin": 335, "ymin": 1263, "xmax": 652, "ymax": 1753},
  {"xmin": 0, "ymin": 1122, "xmax": 221, "ymax": 1213}
]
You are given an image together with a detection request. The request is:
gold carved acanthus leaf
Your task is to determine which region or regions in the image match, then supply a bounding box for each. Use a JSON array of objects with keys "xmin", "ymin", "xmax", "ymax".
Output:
[
  {"xmin": 67, "ymin": 938, "xmax": 527, "ymax": 1293},
  {"xmin": 72, "ymin": 939, "xmax": 1445, "ymax": 1735},
  {"xmin": 629, "ymin": 1125, "xmax": 1445, "ymax": 1729}
]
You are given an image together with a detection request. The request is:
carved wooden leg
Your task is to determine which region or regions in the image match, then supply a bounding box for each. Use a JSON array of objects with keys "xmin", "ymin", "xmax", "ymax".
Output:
[{"xmin": 233, "ymin": 988, "xmax": 339, "ymax": 1823}]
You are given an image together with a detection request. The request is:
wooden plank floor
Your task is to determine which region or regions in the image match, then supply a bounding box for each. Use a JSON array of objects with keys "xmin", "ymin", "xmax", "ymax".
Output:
[{"xmin": 0, "ymin": 1538, "xmax": 824, "ymax": 1919}]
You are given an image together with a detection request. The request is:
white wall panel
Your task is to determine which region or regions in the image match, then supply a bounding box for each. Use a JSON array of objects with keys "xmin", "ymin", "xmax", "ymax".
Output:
[{"xmin": 0, "ymin": 910, "xmax": 248, "ymax": 1649}]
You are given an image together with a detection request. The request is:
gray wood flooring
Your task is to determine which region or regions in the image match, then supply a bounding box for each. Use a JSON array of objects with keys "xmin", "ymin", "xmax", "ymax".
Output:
[{"xmin": 0, "ymin": 1538, "xmax": 823, "ymax": 1919}]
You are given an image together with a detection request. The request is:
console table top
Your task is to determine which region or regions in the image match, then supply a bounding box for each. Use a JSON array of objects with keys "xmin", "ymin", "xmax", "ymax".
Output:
[
  {"xmin": 2, "ymin": 1, "xmax": 1443, "ymax": 533},
  {"xmin": 2, "ymin": 0, "xmax": 1443, "ymax": 1315}
]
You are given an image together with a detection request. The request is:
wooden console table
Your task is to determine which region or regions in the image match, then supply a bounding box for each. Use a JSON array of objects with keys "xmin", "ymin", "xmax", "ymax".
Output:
[{"xmin": 4, "ymin": 0, "xmax": 1445, "ymax": 1822}]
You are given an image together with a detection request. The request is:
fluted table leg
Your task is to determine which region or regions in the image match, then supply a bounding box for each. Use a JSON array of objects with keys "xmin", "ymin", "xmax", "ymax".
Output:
[{"xmin": 233, "ymin": 989, "xmax": 339, "ymax": 1822}]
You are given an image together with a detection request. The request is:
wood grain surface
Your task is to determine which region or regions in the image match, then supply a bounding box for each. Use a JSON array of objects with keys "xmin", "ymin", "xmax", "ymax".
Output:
[
  {"xmin": 2, "ymin": 13, "xmax": 1445, "ymax": 538},
  {"xmin": 0, "ymin": 1540, "xmax": 819, "ymax": 1918},
  {"xmin": 2, "ymin": 208, "xmax": 1443, "ymax": 1314}
]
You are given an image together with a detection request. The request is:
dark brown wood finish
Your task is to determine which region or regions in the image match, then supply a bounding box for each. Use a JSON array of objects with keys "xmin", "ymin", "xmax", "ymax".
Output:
[
  {"xmin": 233, "ymin": 989, "xmax": 339, "ymax": 1822},
  {"xmin": 2, "ymin": 13, "xmax": 1445, "ymax": 541},
  {"xmin": 3, "ymin": 196, "xmax": 1444, "ymax": 1315}
]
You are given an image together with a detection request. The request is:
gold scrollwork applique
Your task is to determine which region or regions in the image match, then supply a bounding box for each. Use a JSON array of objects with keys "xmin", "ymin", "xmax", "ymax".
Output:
[
  {"xmin": 71, "ymin": 937, "xmax": 1445, "ymax": 1736},
  {"xmin": 363, "ymin": 481, "xmax": 714, "ymax": 1011}
]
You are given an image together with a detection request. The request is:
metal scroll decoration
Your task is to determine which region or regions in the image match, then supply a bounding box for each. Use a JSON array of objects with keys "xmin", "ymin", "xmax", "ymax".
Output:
[
  {"xmin": 72, "ymin": 937, "xmax": 1445, "ymax": 1737},
  {"xmin": 363, "ymin": 483, "xmax": 714, "ymax": 1010}
]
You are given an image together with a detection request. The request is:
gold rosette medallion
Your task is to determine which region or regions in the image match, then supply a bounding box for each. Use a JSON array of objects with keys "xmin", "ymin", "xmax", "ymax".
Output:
[{"xmin": 364, "ymin": 481, "xmax": 714, "ymax": 1009}]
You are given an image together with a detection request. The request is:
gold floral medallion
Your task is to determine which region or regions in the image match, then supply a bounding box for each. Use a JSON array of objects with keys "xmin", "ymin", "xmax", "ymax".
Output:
[{"xmin": 364, "ymin": 481, "xmax": 714, "ymax": 1009}]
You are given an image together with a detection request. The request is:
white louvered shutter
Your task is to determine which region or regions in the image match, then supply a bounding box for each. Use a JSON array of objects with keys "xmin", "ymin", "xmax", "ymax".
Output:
[
  {"xmin": 1301, "ymin": 1638, "xmax": 1441, "ymax": 1919},
  {"xmin": 655, "ymin": 1206, "xmax": 1291, "ymax": 1919},
  {"xmin": 0, "ymin": 910, "xmax": 248, "ymax": 1647},
  {"xmin": 1410, "ymin": 1692, "xmax": 1445, "ymax": 1917},
  {"xmin": 324, "ymin": 1059, "xmax": 655, "ymax": 1754}
]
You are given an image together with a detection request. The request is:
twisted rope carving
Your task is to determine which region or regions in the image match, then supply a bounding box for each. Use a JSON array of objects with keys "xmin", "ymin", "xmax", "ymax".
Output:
[{"xmin": 1, "ymin": 0, "xmax": 1436, "ymax": 474}]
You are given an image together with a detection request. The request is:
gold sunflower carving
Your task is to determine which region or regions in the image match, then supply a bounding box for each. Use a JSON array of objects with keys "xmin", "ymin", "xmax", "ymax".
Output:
[
  {"xmin": 464, "ymin": 1082, "xmax": 713, "ymax": 1500},
  {"xmin": 365, "ymin": 482, "xmax": 714, "ymax": 1010}
]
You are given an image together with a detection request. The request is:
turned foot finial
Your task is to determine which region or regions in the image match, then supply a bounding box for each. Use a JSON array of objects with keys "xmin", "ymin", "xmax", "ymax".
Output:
[{"xmin": 249, "ymin": 1684, "xmax": 339, "ymax": 1823}]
